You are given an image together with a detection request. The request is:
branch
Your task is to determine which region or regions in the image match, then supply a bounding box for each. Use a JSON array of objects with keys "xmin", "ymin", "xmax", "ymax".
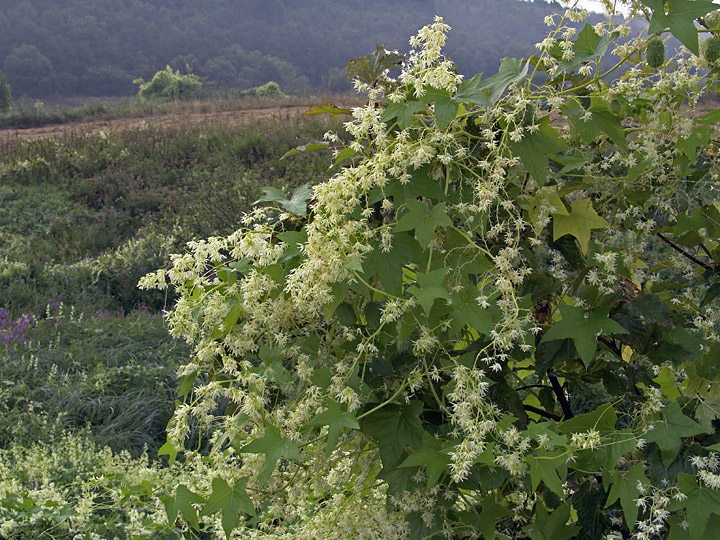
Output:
[
  {"xmin": 550, "ymin": 375, "xmax": 574, "ymax": 419},
  {"xmin": 524, "ymin": 405, "xmax": 561, "ymax": 421},
  {"xmin": 598, "ymin": 336, "xmax": 623, "ymax": 360},
  {"xmin": 657, "ymin": 232, "xmax": 714, "ymax": 272}
]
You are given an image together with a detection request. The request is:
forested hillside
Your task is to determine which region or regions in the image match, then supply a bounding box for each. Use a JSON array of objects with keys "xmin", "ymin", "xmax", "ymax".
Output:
[{"xmin": 0, "ymin": 0, "xmax": 577, "ymax": 98}]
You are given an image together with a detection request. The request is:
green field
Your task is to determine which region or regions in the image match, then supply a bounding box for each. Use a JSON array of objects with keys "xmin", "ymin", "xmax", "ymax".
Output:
[{"xmin": 0, "ymin": 100, "xmax": 344, "ymax": 537}]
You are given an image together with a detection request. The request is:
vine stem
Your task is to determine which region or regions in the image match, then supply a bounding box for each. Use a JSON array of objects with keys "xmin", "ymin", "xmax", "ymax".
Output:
[{"xmin": 656, "ymin": 232, "xmax": 714, "ymax": 271}]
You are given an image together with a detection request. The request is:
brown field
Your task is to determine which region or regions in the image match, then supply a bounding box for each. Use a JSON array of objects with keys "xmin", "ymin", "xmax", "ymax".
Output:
[{"xmin": 0, "ymin": 105, "xmax": 319, "ymax": 147}]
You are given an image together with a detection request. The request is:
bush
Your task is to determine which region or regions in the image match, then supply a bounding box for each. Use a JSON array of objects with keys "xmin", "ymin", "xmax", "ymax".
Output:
[
  {"xmin": 145, "ymin": 6, "xmax": 720, "ymax": 539},
  {"xmin": 135, "ymin": 66, "xmax": 203, "ymax": 101}
]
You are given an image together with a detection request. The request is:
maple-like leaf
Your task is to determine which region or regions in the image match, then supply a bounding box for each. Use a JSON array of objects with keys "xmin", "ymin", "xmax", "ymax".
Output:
[
  {"xmin": 541, "ymin": 305, "xmax": 628, "ymax": 366},
  {"xmin": 527, "ymin": 450, "xmax": 566, "ymax": 497},
  {"xmin": 605, "ymin": 464, "xmax": 647, "ymax": 531},
  {"xmin": 201, "ymin": 477, "xmax": 255, "ymax": 539},
  {"xmin": 395, "ymin": 199, "xmax": 452, "ymax": 248},
  {"xmin": 399, "ymin": 431, "xmax": 450, "ymax": 488},
  {"xmin": 645, "ymin": 401, "xmax": 705, "ymax": 466},
  {"xmin": 647, "ymin": 0, "xmax": 717, "ymax": 55},
  {"xmin": 363, "ymin": 400, "xmax": 424, "ymax": 468},
  {"xmin": 305, "ymin": 399, "xmax": 360, "ymax": 456},
  {"xmin": 669, "ymin": 473, "xmax": 720, "ymax": 537},
  {"xmin": 553, "ymin": 199, "xmax": 609, "ymax": 255},
  {"xmin": 237, "ymin": 424, "xmax": 301, "ymax": 487},
  {"xmin": 160, "ymin": 484, "xmax": 205, "ymax": 531},
  {"xmin": 407, "ymin": 268, "xmax": 450, "ymax": 315}
]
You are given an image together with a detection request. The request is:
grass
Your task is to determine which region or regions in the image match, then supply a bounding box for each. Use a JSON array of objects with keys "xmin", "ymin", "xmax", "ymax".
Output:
[
  {"xmin": 0, "ymin": 95, "xmax": 353, "ymax": 535},
  {"xmin": 0, "ymin": 98, "xmax": 347, "ymax": 457},
  {"xmin": 0, "ymin": 304, "xmax": 187, "ymax": 457}
]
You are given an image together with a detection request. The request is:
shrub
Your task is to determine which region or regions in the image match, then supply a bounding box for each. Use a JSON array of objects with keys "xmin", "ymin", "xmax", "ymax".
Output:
[
  {"xmin": 135, "ymin": 66, "xmax": 203, "ymax": 101},
  {"xmin": 144, "ymin": 6, "xmax": 720, "ymax": 539},
  {"xmin": 252, "ymin": 80, "xmax": 283, "ymax": 97}
]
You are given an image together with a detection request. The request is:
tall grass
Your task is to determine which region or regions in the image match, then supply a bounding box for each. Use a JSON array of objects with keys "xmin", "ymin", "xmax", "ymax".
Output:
[{"xmin": 0, "ymin": 101, "xmax": 347, "ymax": 459}]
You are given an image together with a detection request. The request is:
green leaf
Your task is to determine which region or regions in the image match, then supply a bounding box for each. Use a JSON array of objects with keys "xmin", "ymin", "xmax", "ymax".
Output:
[
  {"xmin": 201, "ymin": 477, "xmax": 255, "ymax": 539},
  {"xmin": 305, "ymin": 399, "xmax": 360, "ymax": 456},
  {"xmin": 254, "ymin": 184, "xmax": 313, "ymax": 217},
  {"xmin": 322, "ymin": 280, "xmax": 348, "ymax": 322},
  {"xmin": 386, "ymin": 165, "xmax": 447, "ymax": 204},
  {"xmin": 399, "ymin": 431, "xmax": 450, "ymax": 488},
  {"xmin": 605, "ymin": 464, "xmax": 647, "ymax": 530},
  {"xmin": 554, "ymin": 150, "xmax": 587, "ymax": 175},
  {"xmin": 558, "ymin": 403, "xmax": 618, "ymax": 434},
  {"xmin": 562, "ymin": 97, "xmax": 627, "ymax": 152},
  {"xmin": 558, "ymin": 23, "xmax": 603, "ymax": 72},
  {"xmin": 418, "ymin": 87, "xmax": 459, "ymax": 130},
  {"xmin": 160, "ymin": 484, "xmax": 205, "ymax": 531},
  {"xmin": 363, "ymin": 400, "xmax": 424, "ymax": 468},
  {"xmin": 602, "ymin": 430, "xmax": 639, "ymax": 487},
  {"xmin": 366, "ymin": 232, "xmax": 421, "ymax": 296},
  {"xmin": 525, "ymin": 185, "xmax": 569, "ymax": 234},
  {"xmin": 477, "ymin": 495, "xmax": 512, "ymax": 539},
  {"xmin": 453, "ymin": 73, "xmax": 491, "ymax": 106},
  {"xmin": 670, "ymin": 473, "xmax": 720, "ymax": 537},
  {"xmin": 178, "ymin": 370, "xmax": 198, "ymax": 398},
  {"xmin": 280, "ymin": 141, "xmax": 330, "ymax": 160},
  {"xmin": 645, "ymin": 402, "xmax": 705, "ymax": 466},
  {"xmin": 407, "ymin": 268, "xmax": 450, "ymax": 315},
  {"xmin": 648, "ymin": 0, "xmax": 717, "ymax": 55},
  {"xmin": 334, "ymin": 146, "xmax": 356, "ymax": 165},
  {"xmin": 259, "ymin": 344, "xmax": 291, "ymax": 385},
  {"xmin": 696, "ymin": 396, "xmax": 720, "ymax": 431},
  {"xmin": 304, "ymin": 102, "xmax": 352, "ymax": 117},
  {"xmin": 527, "ymin": 502, "xmax": 579, "ymax": 540},
  {"xmin": 382, "ymin": 100, "xmax": 427, "ymax": 130},
  {"xmin": 237, "ymin": 424, "xmax": 302, "ymax": 487},
  {"xmin": 527, "ymin": 450, "xmax": 567, "ymax": 497},
  {"xmin": 508, "ymin": 115, "xmax": 569, "ymax": 183},
  {"xmin": 158, "ymin": 439, "xmax": 179, "ymax": 467},
  {"xmin": 395, "ymin": 199, "xmax": 452, "ymax": 248},
  {"xmin": 552, "ymin": 198, "xmax": 609, "ymax": 255},
  {"xmin": 449, "ymin": 285, "xmax": 494, "ymax": 336},
  {"xmin": 479, "ymin": 57, "xmax": 530, "ymax": 105},
  {"xmin": 541, "ymin": 305, "xmax": 628, "ymax": 366}
]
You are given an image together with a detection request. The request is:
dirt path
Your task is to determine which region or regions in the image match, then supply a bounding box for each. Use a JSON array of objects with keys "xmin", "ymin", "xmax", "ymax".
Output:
[{"xmin": 0, "ymin": 105, "xmax": 316, "ymax": 146}]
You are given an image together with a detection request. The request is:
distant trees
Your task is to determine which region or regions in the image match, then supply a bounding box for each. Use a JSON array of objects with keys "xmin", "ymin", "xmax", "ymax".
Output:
[
  {"xmin": 3, "ymin": 44, "xmax": 54, "ymax": 97},
  {"xmin": 0, "ymin": 74, "xmax": 11, "ymax": 112},
  {"xmin": 0, "ymin": 0, "xmax": 581, "ymax": 98}
]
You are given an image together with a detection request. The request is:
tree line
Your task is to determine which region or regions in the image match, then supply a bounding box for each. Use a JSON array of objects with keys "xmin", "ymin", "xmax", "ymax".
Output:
[{"xmin": 0, "ymin": 0, "xmax": 575, "ymax": 98}]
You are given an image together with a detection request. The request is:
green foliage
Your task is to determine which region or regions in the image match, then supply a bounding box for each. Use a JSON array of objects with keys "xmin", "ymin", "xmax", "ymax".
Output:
[
  {"xmin": 0, "ymin": 0, "xmax": 595, "ymax": 98},
  {"xmin": 146, "ymin": 4, "xmax": 720, "ymax": 538},
  {"xmin": 0, "ymin": 306, "xmax": 187, "ymax": 455},
  {"xmin": 0, "ymin": 74, "xmax": 11, "ymax": 112},
  {"xmin": 136, "ymin": 66, "xmax": 203, "ymax": 101},
  {"xmin": 247, "ymin": 80, "xmax": 285, "ymax": 98}
]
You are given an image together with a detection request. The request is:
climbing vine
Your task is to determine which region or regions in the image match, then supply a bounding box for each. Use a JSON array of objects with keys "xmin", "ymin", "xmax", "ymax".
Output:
[{"xmin": 142, "ymin": 1, "xmax": 720, "ymax": 538}]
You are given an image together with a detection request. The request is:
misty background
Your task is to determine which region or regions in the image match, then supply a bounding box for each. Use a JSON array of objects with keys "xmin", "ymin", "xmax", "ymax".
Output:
[{"xmin": 0, "ymin": 0, "xmax": 612, "ymax": 100}]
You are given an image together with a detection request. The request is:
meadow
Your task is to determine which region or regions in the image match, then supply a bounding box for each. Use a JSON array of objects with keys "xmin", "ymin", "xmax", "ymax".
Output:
[{"xmin": 0, "ymin": 98, "xmax": 345, "ymax": 537}]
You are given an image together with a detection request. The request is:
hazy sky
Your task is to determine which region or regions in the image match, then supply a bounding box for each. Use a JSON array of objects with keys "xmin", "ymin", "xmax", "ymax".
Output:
[{"xmin": 567, "ymin": 0, "xmax": 719, "ymax": 15}]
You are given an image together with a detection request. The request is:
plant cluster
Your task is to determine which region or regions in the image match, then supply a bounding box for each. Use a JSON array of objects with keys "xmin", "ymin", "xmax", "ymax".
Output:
[
  {"xmin": 140, "ymin": 1, "xmax": 720, "ymax": 538},
  {"xmin": 0, "ymin": 74, "xmax": 11, "ymax": 112},
  {"xmin": 135, "ymin": 66, "xmax": 203, "ymax": 101}
]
